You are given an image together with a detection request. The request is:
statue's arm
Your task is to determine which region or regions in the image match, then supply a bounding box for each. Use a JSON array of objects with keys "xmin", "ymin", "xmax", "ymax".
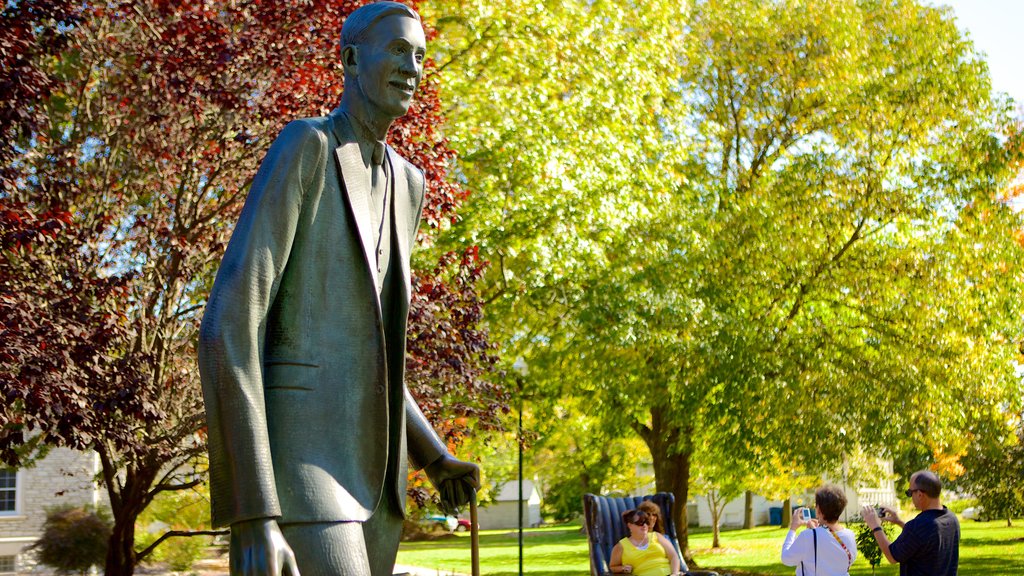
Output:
[
  {"xmin": 405, "ymin": 387, "xmax": 449, "ymax": 470},
  {"xmin": 405, "ymin": 388, "xmax": 480, "ymax": 514},
  {"xmin": 198, "ymin": 120, "xmax": 328, "ymax": 528}
]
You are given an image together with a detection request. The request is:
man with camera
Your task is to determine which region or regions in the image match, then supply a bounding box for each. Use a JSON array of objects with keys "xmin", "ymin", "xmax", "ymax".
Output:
[{"xmin": 861, "ymin": 469, "xmax": 960, "ymax": 576}]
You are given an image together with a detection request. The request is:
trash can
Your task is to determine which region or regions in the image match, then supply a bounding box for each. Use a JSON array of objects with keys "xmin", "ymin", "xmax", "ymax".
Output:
[{"xmin": 769, "ymin": 507, "xmax": 782, "ymax": 526}]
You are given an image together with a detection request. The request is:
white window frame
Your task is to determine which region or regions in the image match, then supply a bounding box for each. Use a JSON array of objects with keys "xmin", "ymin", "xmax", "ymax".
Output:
[
  {"xmin": 0, "ymin": 470, "xmax": 19, "ymax": 517},
  {"xmin": 0, "ymin": 554, "xmax": 15, "ymax": 575}
]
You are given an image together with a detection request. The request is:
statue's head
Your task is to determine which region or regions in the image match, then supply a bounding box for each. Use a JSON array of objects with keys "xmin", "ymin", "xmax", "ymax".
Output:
[{"xmin": 341, "ymin": 2, "xmax": 425, "ymax": 122}]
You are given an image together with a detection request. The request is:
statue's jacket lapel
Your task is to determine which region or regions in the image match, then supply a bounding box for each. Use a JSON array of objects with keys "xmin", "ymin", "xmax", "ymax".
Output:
[{"xmin": 332, "ymin": 117, "xmax": 382, "ymax": 313}]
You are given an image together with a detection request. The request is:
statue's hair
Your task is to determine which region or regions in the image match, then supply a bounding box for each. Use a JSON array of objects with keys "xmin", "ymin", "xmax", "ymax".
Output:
[
  {"xmin": 912, "ymin": 470, "xmax": 943, "ymax": 498},
  {"xmin": 341, "ymin": 2, "xmax": 420, "ymax": 49}
]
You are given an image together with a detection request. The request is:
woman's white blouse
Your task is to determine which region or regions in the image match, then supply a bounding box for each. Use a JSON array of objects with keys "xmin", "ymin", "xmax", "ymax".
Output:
[{"xmin": 780, "ymin": 526, "xmax": 858, "ymax": 576}]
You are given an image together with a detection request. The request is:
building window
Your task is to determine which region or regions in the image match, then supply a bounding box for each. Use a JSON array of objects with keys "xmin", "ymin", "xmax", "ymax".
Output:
[
  {"xmin": 0, "ymin": 555, "xmax": 14, "ymax": 574},
  {"xmin": 0, "ymin": 470, "xmax": 16, "ymax": 514}
]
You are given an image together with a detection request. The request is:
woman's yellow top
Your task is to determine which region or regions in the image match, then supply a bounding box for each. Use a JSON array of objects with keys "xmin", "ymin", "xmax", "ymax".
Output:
[{"xmin": 618, "ymin": 532, "xmax": 671, "ymax": 576}]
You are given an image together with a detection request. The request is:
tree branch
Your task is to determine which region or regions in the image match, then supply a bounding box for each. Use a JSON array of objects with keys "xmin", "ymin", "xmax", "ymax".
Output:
[{"xmin": 135, "ymin": 529, "xmax": 228, "ymax": 563}]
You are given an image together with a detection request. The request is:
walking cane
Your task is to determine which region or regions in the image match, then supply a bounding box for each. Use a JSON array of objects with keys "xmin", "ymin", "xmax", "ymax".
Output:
[{"xmin": 470, "ymin": 488, "xmax": 480, "ymax": 576}]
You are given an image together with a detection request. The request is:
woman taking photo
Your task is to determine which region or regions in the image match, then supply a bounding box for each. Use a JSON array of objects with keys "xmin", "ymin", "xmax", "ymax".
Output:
[
  {"xmin": 780, "ymin": 485, "xmax": 858, "ymax": 576},
  {"xmin": 609, "ymin": 509, "xmax": 684, "ymax": 576}
]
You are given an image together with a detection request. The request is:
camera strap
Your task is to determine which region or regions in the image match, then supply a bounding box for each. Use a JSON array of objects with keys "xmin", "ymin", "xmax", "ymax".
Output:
[
  {"xmin": 813, "ymin": 528, "xmax": 817, "ymax": 575},
  {"xmin": 824, "ymin": 525, "xmax": 853, "ymax": 569}
]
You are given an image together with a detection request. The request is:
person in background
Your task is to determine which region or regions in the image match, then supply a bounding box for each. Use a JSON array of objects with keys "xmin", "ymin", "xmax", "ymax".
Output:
[
  {"xmin": 781, "ymin": 485, "xmax": 858, "ymax": 576},
  {"xmin": 861, "ymin": 469, "xmax": 959, "ymax": 576}
]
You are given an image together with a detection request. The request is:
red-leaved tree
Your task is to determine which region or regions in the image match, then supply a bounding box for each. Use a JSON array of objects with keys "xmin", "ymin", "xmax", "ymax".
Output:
[{"xmin": 0, "ymin": 1, "xmax": 502, "ymax": 574}]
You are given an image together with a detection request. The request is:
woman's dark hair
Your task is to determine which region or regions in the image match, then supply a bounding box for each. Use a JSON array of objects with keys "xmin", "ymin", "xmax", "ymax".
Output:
[
  {"xmin": 815, "ymin": 484, "xmax": 848, "ymax": 523},
  {"xmin": 621, "ymin": 509, "xmax": 650, "ymax": 528},
  {"xmin": 636, "ymin": 500, "xmax": 665, "ymax": 533}
]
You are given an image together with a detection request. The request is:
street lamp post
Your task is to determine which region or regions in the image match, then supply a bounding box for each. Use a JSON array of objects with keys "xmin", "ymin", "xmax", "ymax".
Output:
[{"xmin": 512, "ymin": 357, "xmax": 529, "ymax": 576}]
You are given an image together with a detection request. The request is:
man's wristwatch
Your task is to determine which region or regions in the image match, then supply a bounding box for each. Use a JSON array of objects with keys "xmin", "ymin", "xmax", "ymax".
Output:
[{"xmin": 872, "ymin": 526, "xmax": 883, "ymax": 533}]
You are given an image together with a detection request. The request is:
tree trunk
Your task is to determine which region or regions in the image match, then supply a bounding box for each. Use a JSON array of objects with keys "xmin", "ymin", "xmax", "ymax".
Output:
[
  {"xmin": 781, "ymin": 498, "xmax": 792, "ymax": 528},
  {"xmin": 638, "ymin": 410, "xmax": 695, "ymax": 564},
  {"xmin": 707, "ymin": 492, "xmax": 721, "ymax": 548},
  {"xmin": 101, "ymin": 459, "xmax": 157, "ymax": 576},
  {"xmin": 653, "ymin": 447, "xmax": 692, "ymax": 558},
  {"xmin": 743, "ymin": 490, "xmax": 753, "ymax": 529},
  {"xmin": 106, "ymin": 509, "xmax": 138, "ymax": 576}
]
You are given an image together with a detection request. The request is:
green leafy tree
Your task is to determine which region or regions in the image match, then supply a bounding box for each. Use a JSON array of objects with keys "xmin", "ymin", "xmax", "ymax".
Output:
[
  {"xmin": 531, "ymin": 399, "xmax": 651, "ymax": 521},
  {"xmin": 424, "ymin": 0, "xmax": 691, "ymax": 540},
  {"xmin": 423, "ymin": 0, "xmax": 687, "ymax": 342},
  {"xmin": 429, "ymin": 0, "xmax": 1024, "ymax": 562},
  {"xmin": 690, "ymin": 465, "xmax": 745, "ymax": 548},
  {"xmin": 955, "ymin": 409, "xmax": 1024, "ymax": 526}
]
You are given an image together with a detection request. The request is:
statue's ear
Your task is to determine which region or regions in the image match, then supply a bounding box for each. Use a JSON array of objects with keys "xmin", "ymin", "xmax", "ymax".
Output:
[{"xmin": 341, "ymin": 45, "xmax": 359, "ymax": 76}]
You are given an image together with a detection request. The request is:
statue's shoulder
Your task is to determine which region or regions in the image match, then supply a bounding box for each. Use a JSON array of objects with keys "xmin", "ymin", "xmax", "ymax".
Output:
[
  {"xmin": 256, "ymin": 117, "xmax": 330, "ymax": 187},
  {"xmin": 389, "ymin": 149, "xmax": 425, "ymax": 194},
  {"xmin": 275, "ymin": 116, "xmax": 331, "ymax": 148}
]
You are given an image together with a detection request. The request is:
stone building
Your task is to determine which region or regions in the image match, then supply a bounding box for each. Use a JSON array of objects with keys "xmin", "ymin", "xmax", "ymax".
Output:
[{"xmin": 0, "ymin": 448, "xmax": 103, "ymax": 574}]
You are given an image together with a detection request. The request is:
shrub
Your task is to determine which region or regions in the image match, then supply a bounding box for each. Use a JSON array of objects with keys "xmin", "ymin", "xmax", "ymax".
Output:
[
  {"xmin": 853, "ymin": 520, "xmax": 897, "ymax": 575},
  {"xmin": 945, "ymin": 497, "xmax": 978, "ymax": 515},
  {"xmin": 32, "ymin": 505, "xmax": 111, "ymax": 575}
]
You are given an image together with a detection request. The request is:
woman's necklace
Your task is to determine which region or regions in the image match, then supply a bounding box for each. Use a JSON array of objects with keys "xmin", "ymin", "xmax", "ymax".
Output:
[{"xmin": 629, "ymin": 534, "xmax": 649, "ymax": 550}]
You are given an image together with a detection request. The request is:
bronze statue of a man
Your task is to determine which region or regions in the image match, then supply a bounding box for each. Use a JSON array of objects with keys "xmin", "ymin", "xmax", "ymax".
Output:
[{"xmin": 198, "ymin": 3, "xmax": 479, "ymax": 574}]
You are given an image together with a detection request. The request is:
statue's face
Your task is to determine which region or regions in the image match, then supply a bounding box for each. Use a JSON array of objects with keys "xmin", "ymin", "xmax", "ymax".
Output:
[{"xmin": 352, "ymin": 15, "xmax": 426, "ymax": 120}]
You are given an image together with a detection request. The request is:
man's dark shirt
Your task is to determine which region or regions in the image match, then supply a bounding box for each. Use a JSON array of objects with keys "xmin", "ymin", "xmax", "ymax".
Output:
[{"xmin": 889, "ymin": 507, "xmax": 960, "ymax": 576}]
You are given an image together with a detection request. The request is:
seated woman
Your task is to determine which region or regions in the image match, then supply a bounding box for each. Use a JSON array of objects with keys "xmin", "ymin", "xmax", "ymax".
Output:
[
  {"xmin": 637, "ymin": 500, "xmax": 666, "ymax": 534},
  {"xmin": 609, "ymin": 509, "xmax": 683, "ymax": 576},
  {"xmin": 780, "ymin": 485, "xmax": 858, "ymax": 576}
]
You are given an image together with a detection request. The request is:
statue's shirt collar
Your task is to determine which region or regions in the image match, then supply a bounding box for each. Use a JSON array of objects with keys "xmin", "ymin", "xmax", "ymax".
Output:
[{"xmin": 340, "ymin": 111, "xmax": 387, "ymax": 170}]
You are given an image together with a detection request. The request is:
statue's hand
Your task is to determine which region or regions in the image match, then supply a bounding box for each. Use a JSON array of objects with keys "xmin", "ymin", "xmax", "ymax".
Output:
[
  {"xmin": 424, "ymin": 453, "xmax": 480, "ymax": 516},
  {"xmin": 230, "ymin": 518, "xmax": 300, "ymax": 576}
]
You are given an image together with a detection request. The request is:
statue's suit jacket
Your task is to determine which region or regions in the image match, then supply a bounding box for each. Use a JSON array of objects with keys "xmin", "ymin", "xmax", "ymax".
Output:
[{"xmin": 198, "ymin": 111, "xmax": 447, "ymax": 529}]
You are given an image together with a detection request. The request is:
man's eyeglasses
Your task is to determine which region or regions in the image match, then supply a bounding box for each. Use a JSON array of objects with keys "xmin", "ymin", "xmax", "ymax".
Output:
[{"xmin": 905, "ymin": 488, "xmax": 923, "ymax": 497}]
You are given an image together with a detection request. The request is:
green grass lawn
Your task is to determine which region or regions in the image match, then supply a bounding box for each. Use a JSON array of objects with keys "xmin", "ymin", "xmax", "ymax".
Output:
[{"xmin": 396, "ymin": 519, "xmax": 1024, "ymax": 576}]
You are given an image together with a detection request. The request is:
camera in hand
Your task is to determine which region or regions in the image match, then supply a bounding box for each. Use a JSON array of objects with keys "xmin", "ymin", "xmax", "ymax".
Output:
[
  {"xmin": 876, "ymin": 506, "xmax": 886, "ymax": 519},
  {"xmin": 800, "ymin": 508, "xmax": 811, "ymax": 520}
]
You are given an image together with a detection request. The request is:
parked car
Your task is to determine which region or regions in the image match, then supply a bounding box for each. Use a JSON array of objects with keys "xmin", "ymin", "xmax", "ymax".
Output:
[
  {"xmin": 455, "ymin": 518, "xmax": 471, "ymax": 532},
  {"xmin": 424, "ymin": 514, "xmax": 458, "ymax": 532},
  {"xmin": 961, "ymin": 506, "xmax": 988, "ymax": 521}
]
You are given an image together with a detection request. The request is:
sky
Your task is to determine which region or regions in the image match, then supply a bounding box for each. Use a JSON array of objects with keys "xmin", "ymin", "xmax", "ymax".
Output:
[{"xmin": 937, "ymin": 0, "xmax": 1024, "ymax": 105}]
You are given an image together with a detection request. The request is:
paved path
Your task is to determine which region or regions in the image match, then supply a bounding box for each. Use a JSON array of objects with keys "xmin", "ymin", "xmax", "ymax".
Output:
[
  {"xmin": 394, "ymin": 563, "xmax": 468, "ymax": 576},
  {"xmin": 162, "ymin": 559, "xmax": 465, "ymax": 576}
]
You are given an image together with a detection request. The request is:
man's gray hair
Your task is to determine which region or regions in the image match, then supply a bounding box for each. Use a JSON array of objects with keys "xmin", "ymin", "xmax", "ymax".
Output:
[{"xmin": 341, "ymin": 2, "xmax": 420, "ymax": 49}]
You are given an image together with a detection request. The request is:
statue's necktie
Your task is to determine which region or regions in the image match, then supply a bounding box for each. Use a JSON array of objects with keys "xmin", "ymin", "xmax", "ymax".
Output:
[{"xmin": 370, "ymin": 142, "xmax": 388, "ymax": 272}]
